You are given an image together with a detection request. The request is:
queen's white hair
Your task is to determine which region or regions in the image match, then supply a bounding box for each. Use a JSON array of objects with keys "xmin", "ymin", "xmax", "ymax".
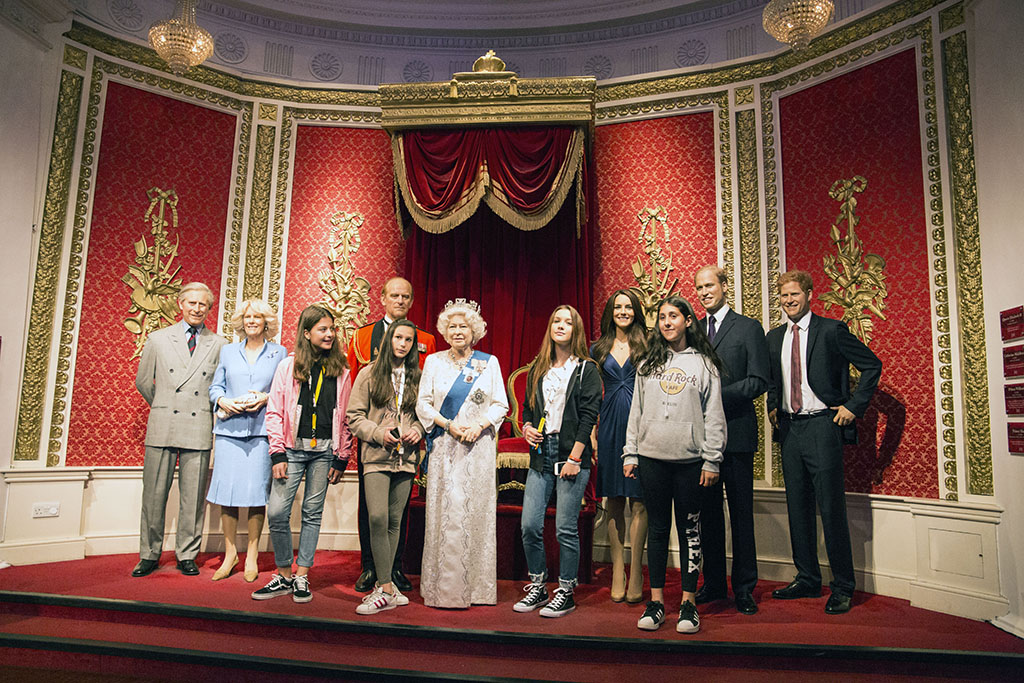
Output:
[{"xmin": 436, "ymin": 300, "xmax": 487, "ymax": 345}]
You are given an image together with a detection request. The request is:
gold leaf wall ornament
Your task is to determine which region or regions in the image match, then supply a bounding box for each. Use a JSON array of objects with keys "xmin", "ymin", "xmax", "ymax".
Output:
[
  {"xmin": 317, "ymin": 210, "xmax": 371, "ymax": 346},
  {"xmin": 122, "ymin": 188, "xmax": 185, "ymax": 360},
  {"xmin": 819, "ymin": 176, "xmax": 888, "ymax": 347},
  {"xmin": 629, "ymin": 206, "xmax": 679, "ymax": 327}
]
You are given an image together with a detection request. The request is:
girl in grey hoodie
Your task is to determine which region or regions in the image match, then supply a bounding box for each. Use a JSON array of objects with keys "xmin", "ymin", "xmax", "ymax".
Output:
[{"xmin": 623, "ymin": 295, "xmax": 726, "ymax": 634}]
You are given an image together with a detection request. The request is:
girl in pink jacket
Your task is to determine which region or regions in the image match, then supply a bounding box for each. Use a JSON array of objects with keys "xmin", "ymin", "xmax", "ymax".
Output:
[{"xmin": 252, "ymin": 305, "xmax": 352, "ymax": 604}]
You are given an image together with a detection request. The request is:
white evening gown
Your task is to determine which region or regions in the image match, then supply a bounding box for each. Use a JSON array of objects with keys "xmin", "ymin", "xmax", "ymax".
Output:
[{"xmin": 416, "ymin": 352, "xmax": 508, "ymax": 608}]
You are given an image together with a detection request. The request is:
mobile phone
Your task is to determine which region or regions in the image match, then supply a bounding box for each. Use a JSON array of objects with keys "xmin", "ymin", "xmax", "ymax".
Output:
[
  {"xmin": 554, "ymin": 461, "xmax": 567, "ymax": 476},
  {"xmin": 390, "ymin": 427, "xmax": 401, "ymax": 439}
]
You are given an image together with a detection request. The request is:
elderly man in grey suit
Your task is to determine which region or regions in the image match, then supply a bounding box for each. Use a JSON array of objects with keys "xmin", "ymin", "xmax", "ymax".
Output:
[{"xmin": 132, "ymin": 282, "xmax": 228, "ymax": 577}]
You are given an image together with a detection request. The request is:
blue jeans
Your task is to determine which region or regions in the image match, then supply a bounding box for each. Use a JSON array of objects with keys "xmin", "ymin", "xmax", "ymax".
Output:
[
  {"xmin": 520, "ymin": 434, "xmax": 590, "ymax": 586},
  {"xmin": 267, "ymin": 448, "xmax": 333, "ymax": 569}
]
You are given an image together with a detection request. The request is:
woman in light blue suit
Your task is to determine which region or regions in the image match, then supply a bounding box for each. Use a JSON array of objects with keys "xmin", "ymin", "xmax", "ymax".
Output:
[{"xmin": 208, "ymin": 299, "xmax": 286, "ymax": 582}]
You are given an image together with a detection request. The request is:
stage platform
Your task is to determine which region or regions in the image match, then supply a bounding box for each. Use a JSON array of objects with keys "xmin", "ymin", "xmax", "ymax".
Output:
[{"xmin": 1, "ymin": 551, "xmax": 1022, "ymax": 681}]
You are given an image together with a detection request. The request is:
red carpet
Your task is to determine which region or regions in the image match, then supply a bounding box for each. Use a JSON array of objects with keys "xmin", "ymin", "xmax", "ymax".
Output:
[{"xmin": 1, "ymin": 552, "xmax": 1021, "ymax": 681}]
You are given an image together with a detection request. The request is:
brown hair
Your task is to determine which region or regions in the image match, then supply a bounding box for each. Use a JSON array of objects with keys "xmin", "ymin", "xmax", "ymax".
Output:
[
  {"xmin": 778, "ymin": 269, "xmax": 813, "ymax": 294},
  {"xmin": 590, "ymin": 289, "xmax": 647, "ymax": 370},
  {"xmin": 368, "ymin": 320, "xmax": 421, "ymax": 413},
  {"xmin": 292, "ymin": 305, "xmax": 348, "ymax": 382},
  {"xmin": 526, "ymin": 305, "xmax": 592, "ymax": 411}
]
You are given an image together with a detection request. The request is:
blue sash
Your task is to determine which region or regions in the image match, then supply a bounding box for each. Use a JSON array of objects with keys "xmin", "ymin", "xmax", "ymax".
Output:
[{"xmin": 422, "ymin": 350, "xmax": 491, "ymax": 474}]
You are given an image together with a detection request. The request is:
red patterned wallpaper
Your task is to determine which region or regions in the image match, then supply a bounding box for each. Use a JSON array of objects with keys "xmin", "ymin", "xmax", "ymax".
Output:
[
  {"xmin": 593, "ymin": 113, "xmax": 719, "ymax": 333},
  {"xmin": 280, "ymin": 126, "xmax": 401, "ymax": 350},
  {"xmin": 66, "ymin": 82, "xmax": 236, "ymax": 466},
  {"xmin": 779, "ymin": 48, "xmax": 938, "ymax": 497}
]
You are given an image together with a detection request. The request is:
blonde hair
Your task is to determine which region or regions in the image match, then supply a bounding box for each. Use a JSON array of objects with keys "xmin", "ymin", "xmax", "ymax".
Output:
[
  {"xmin": 177, "ymin": 282, "xmax": 215, "ymax": 306},
  {"xmin": 437, "ymin": 300, "xmax": 487, "ymax": 345},
  {"xmin": 230, "ymin": 299, "xmax": 279, "ymax": 340}
]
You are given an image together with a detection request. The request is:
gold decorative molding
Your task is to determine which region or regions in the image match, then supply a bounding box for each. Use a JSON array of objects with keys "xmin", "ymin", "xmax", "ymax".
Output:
[
  {"xmin": 629, "ymin": 207, "xmax": 678, "ymax": 328},
  {"xmin": 736, "ymin": 108, "xmax": 767, "ymax": 482},
  {"xmin": 258, "ymin": 103, "xmax": 279, "ymax": 122},
  {"xmin": 595, "ymin": 0, "xmax": 946, "ymax": 103},
  {"xmin": 317, "ymin": 211, "xmax": 372, "ymax": 346},
  {"xmin": 66, "ymin": 22, "xmax": 379, "ymax": 108},
  {"xmin": 122, "ymin": 188, "xmax": 185, "ymax": 360},
  {"xmin": 224, "ymin": 104, "xmax": 254, "ymax": 335},
  {"xmin": 267, "ymin": 106, "xmax": 384, "ymax": 313},
  {"xmin": 380, "ymin": 59, "xmax": 596, "ymax": 135},
  {"xmin": 735, "ymin": 86, "xmax": 755, "ymax": 106},
  {"xmin": 14, "ymin": 70, "xmax": 83, "ymax": 463},
  {"xmin": 943, "ymin": 31, "xmax": 992, "ymax": 496},
  {"xmin": 63, "ymin": 44, "xmax": 87, "ymax": 70},
  {"xmin": 939, "ymin": 2, "xmax": 965, "ymax": 32},
  {"xmin": 820, "ymin": 177, "xmax": 888, "ymax": 347},
  {"xmin": 243, "ymin": 125, "xmax": 275, "ymax": 300}
]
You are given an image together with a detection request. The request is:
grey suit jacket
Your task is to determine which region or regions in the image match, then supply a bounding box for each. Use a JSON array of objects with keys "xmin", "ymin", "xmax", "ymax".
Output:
[{"xmin": 135, "ymin": 322, "xmax": 229, "ymax": 450}]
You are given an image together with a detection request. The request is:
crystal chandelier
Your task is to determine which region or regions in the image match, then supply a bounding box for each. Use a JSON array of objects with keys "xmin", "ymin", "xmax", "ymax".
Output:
[
  {"xmin": 148, "ymin": 0, "xmax": 214, "ymax": 75},
  {"xmin": 762, "ymin": 0, "xmax": 835, "ymax": 51}
]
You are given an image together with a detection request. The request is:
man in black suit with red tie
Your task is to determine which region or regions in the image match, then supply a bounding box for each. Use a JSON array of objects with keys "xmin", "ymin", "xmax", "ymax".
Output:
[
  {"xmin": 767, "ymin": 270, "xmax": 881, "ymax": 614},
  {"xmin": 693, "ymin": 266, "xmax": 770, "ymax": 615}
]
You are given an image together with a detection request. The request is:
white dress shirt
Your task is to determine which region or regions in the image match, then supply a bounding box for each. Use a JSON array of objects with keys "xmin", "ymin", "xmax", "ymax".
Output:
[{"xmin": 780, "ymin": 314, "xmax": 828, "ymax": 414}]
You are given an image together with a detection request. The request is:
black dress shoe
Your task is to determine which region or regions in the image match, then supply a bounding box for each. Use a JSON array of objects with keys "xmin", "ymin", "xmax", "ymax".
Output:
[
  {"xmin": 355, "ymin": 567, "xmax": 376, "ymax": 593},
  {"xmin": 772, "ymin": 580, "xmax": 822, "ymax": 600},
  {"xmin": 391, "ymin": 569, "xmax": 413, "ymax": 593},
  {"xmin": 131, "ymin": 559, "xmax": 158, "ymax": 577},
  {"xmin": 694, "ymin": 585, "xmax": 727, "ymax": 605},
  {"xmin": 735, "ymin": 593, "xmax": 758, "ymax": 615},
  {"xmin": 176, "ymin": 559, "xmax": 200, "ymax": 576},
  {"xmin": 825, "ymin": 592, "xmax": 852, "ymax": 614}
]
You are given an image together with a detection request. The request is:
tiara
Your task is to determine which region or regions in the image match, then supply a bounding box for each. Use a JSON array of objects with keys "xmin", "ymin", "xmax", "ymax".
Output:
[{"xmin": 443, "ymin": 298, "xmax": 481, "ymax": 313}]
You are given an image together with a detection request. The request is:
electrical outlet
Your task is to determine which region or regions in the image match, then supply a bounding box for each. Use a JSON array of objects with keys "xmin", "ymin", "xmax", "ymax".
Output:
[{"xmin": 31, "ymin": 502, "xmax": 60, "ymax": 518}]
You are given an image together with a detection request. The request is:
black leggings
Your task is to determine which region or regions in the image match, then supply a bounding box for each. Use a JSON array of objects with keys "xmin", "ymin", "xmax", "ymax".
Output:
[{"xmin": 637, "ymin": 456, "xmax": 703, "ymax": 593}]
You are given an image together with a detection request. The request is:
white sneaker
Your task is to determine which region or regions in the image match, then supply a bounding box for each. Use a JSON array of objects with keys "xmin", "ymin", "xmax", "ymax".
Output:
[
  {"xmin": 356, "ymin": 586, "xmax": 400, "ymax": 615},
  {"xmin": 392, "ymin": 587, "xmax": 410, "ymax": 606}
]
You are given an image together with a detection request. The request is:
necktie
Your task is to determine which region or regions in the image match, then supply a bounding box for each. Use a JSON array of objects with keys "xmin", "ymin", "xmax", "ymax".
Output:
[
  {"xmin": 188, "ymin": 326, "xmax": 199, "ymax": 356},
  {"xmin": 707, "ymin": 315, "xmax": 717, "ymax": 343},
  {"xmin": 790, "ymin": 324, "xmax": 803, "ymax": 413}
]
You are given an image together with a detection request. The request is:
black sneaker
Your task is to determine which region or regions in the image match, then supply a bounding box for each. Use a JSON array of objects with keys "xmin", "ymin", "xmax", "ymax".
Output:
[
  {"xmin": 513, "ymin": 582, "xmax": 549, "ymax": 613},
  {"xmin": 292, "ymin": 575, "xmax": 312, "ymax": 603},
  {"xmin": 677, "ymin": 600, "xmax": 700, "ymax": 633},
  {"xmin": 637, "ymin": 600, "xmax": 665, "ymax": 631},
  {"xmin": 251, "ymin": 573, "xmax": 293, "ymax": 600},
  {"xmin": 539, "ymin": 587, "xmax": 575, "ymax": 618}
]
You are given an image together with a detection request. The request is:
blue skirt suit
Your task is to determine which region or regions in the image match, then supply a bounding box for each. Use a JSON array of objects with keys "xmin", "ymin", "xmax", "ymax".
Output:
[
  {"xmin": 591, "ymin": 348, "xmax": 644, "ymax": 500},
  {"xmin": 207, "ymin": 342, "xmax": 287, "ymax": 507}
]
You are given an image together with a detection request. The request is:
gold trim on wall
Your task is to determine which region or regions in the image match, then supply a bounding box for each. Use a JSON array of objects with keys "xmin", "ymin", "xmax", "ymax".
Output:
[
  {"xmin": 735, "ymin": 107, "xmax": 767, "ymax": 482},
  {"xmin": 13, "ymin": 70, "xmax": 83, "ymax": 463},
  {"xmin": 258, "ymin": 103, "xmax": 279, "ymax": 122},
  {"xmin": 943, "ymin": 31, "xmax": 992, "ymax": 496},
  {"xmin": 243, "ymin": 125, "xmax": 276, "ymax": 300},
  {"xmin": 63, "ymin": 45, "xmax": 86, "ymax": 70},
  {"xmin": 735, "ymin": 86, "xmax": 755, "ymax": 106},
  {"xmin": 939, "ymin": 2, "xmax": 965, "ymax": 32}
]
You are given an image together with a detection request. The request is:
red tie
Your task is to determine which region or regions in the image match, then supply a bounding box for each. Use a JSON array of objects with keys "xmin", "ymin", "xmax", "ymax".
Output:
[{"xmin": 790, "ymin": 324, "xmax": 803, "ymax": 413}]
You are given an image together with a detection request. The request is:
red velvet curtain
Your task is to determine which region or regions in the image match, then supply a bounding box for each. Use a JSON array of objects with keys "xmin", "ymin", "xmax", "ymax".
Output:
[{"xmin": 396, "ymin": 126, "xmax": 584, "ymax": 233}]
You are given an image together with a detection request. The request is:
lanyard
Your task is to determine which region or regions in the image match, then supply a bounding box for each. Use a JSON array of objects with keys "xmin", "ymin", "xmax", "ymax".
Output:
[
  {"xmin": 392, "ymin": 366, "xmax": 405, "ymax": 454},
  {"xmin": 310, "ymin": 366, "xmax": 325, "ymax": 448}
]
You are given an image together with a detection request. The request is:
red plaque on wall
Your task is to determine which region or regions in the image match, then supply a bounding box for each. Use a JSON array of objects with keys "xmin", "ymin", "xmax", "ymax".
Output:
[
  {"xmin": 1001, "ymin": 306, "xmax": 1024, "ymax": 342},
  {"xmin": 1009, "ymin": 422, "xmax": 1024, "ymax": 455},
  {"xmin": 1005, "ymin": 345, "xmax": 1024, "ymax": 378},
  {"xmin": 1006, "ymin": 384, "xmax": 1024, "ymax": 416}
]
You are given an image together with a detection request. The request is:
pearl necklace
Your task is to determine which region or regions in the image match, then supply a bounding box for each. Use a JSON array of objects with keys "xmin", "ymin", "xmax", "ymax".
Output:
[{"xmin": 448, "ymin": 349, "xmax": 470, "ymax": 369}]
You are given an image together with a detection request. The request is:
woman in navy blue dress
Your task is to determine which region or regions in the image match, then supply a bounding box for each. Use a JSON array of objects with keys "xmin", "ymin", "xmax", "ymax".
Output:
[{"xmin": 590, "ymin": 290, "xmax": 648, "ymax": 603}]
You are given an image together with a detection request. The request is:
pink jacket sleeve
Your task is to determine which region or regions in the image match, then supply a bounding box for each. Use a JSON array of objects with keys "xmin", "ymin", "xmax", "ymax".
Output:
[
  {"xmin": 266, "ymin": 358, "xmax": 293, "ymax": 456},
  {"xmin": 332, "ymin": 367, "xmax": 353, "ymax": 462}
]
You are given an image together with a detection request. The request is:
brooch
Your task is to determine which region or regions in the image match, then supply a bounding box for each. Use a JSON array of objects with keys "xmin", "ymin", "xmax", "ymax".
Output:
[{"xmin": 470, "ymin": 388, "xmax": 486, "ymax": 404}]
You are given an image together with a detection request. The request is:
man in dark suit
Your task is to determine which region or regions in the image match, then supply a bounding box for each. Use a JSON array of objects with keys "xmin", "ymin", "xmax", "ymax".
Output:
[
  {"xmin": 766, "ymin": 270, "xmax": 881, "ymax": 614},
  {"xmin": 693, "ymin": 266, "xmax": 770, "ymax": 615},
  {"xmin": 346, "ymin": 277, "xmax": 436, "ymax": 593},
  {"xmin": 133, "ymin": 282, "xmax": 228, "ymax": 577}
]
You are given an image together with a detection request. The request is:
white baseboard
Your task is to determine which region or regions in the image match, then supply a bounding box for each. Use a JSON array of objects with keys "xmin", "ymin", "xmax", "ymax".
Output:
[
  {"xmin": 0, "ymin": 536, "xmax": 85, "ymax": 565},
  {"xmin": 910, "ymin": 580, "xmax": 1010, "ymax": 621}
]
